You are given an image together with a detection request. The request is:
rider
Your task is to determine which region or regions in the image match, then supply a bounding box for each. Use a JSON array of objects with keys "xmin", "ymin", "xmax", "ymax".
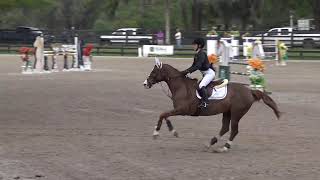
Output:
[{"xmin": 181, "ymin": 37, "xmax": 215, "ymax": 108}]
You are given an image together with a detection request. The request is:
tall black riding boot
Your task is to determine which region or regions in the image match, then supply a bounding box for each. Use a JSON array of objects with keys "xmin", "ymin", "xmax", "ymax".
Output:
[{"xmin": 198, "ymin": 87, "xmax": 209, "ymax": 108}]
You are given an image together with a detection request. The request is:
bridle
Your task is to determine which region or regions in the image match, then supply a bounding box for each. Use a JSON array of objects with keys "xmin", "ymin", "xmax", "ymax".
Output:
[{"xmin": 150, "ymin": 67, "xmax": 186, "ymax": 100}]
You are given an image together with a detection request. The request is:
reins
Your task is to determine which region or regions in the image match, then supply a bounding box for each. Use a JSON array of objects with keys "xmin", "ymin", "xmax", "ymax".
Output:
[{"xmin": 152, "ymin": 63, "xmax": 187, "ymax": 100}]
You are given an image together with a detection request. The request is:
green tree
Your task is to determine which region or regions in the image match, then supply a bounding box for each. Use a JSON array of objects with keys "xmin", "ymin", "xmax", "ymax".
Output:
[
  {"xmin": 0, "ymin": 0, "xmax": 318, "ymax": 32},
  {"xmin": 310, "ymin": 0, "xmax": 320, "ymax": 30}
]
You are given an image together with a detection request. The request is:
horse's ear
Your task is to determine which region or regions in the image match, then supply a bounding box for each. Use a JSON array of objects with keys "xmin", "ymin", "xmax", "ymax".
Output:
[{"xmin": 155, "ymin": 57, "xmax": 162, "ymax": 69}]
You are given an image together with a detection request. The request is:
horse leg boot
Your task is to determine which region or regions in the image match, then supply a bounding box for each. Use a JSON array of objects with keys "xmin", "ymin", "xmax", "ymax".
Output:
[{"xmin": 198, "ymin": 87, "xmax": 209, "ymax": 108}]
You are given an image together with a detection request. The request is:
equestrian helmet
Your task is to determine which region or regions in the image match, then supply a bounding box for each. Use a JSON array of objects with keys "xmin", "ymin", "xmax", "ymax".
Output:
[{"xmin": 192, "ymin": 38, "xmax": 205, "ymax": 48}]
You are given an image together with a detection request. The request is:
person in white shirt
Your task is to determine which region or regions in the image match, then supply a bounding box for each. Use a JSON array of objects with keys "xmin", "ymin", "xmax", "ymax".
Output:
[
  {"xmin": 175, "ymin": 28, "xmax": 182, "ymax": 48},
  {"xmin": 33, "ymin": 34, "xmax": 44, "ymax": 72}
]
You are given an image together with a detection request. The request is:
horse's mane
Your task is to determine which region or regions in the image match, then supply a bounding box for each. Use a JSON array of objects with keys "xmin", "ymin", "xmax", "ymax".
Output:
[
  {"xmin": 162, "ymin": 63, "xmax": 180, "ymax": 73},
  {"xmin": 162, "ymin": 63, "xmax": 198, "ymax": 82}
]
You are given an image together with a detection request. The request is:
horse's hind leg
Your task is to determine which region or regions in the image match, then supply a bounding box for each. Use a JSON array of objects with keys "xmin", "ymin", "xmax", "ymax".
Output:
[
  {"xmin": 216, "ymin": 108, "xmax": 250, "ymax": 153},
  {"xmin": 207, "ymin": 111, "xmax": 231, "ymax": 149}
]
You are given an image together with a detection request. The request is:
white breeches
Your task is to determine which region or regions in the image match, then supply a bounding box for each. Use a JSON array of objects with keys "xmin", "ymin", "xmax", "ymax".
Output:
[
  {"xmin": 199, "ymin": 68, "xmax": 215, "ymax": 88},
  {"xmin": 34, "ymin": 48, "xmax": 44, "ymax": 71},
  {"xmin": 83, "ymin": 56, "xmax": 92, "ymax": 70}
]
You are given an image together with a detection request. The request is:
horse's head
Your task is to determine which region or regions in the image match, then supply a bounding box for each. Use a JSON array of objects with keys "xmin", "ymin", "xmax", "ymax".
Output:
[{"xmin": 143, "ymin": 57, "xmax": 165, "ymax": 89}]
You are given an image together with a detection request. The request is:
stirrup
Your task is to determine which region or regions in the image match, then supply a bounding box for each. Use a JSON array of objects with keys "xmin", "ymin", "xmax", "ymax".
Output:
[{"xmin": 199, "ymin": 101, "xmax": 208, "ymax": 108}]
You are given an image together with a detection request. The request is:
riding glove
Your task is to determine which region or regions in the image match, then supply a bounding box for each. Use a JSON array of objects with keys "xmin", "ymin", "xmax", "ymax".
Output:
[{"xmin": 181, "ymin": 70, "xmax": 189, "ymax": 76}]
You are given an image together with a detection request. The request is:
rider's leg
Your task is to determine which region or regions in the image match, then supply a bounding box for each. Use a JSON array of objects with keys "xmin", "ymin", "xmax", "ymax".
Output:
[
  {"xmin": 198, "ymin": 87, "xmax": 208, "ymax": 107},
  {"xmin": 199, "ymin": 69, "xmax": 215, "ymax": 107},
  {"xmin": 199, "ymin": 69, "xmax": 216, "ymax": 88}
]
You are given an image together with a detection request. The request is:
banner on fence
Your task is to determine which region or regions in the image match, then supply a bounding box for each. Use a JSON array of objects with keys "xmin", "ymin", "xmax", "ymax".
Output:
[{"xmin": 143, "ymin": 45, "xmax": 174, "ymax": 57}]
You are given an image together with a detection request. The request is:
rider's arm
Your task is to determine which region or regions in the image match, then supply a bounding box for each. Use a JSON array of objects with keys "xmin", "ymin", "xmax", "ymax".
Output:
[{"xmin": 183, "ymin": 52, "xmax": 205, "ymax": 74}]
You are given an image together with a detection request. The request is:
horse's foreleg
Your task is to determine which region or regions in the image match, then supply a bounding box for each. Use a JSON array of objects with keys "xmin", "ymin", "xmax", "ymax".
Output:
[
  {"xmin": 153, "ymin": 109, "xmax": 182, "ymax": 139},
  {"xmin": 166, "ymin": 119, "xmax": 178, "ymax": 137},
  {"xmin": 153, "ymin": 119, "xmax": 162, "ymax": 139}
]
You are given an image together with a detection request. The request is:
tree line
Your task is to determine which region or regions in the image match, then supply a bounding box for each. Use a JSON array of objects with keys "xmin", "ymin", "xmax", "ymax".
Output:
[{"xmin": 0, "ymin": 0, "xmax": 319, "ymax": 31}]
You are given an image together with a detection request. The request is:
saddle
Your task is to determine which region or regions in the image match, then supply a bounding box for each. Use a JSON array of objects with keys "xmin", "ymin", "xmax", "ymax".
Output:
[{"xmin": 199, "ymin": 79, "xmax": 228, "ymax": 97}]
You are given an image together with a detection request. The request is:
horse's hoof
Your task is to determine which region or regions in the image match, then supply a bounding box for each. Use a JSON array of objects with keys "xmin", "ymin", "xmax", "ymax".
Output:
[
  {"xmin": 172, "ymin": 130, "xmax": 179, "ymax": 138},
  {"xmin": 153, "ymin": 129, "xmax": 159, "ymax": 139},
  {"xmin": 202, "ymin": 144, "xmax": 211, "ymax": 152},
  {"xmin": 212, "ymin": 146, "xmax": 229, "ymax": 153},
  {"xmin": 153, "ymin": 134, "xmax": 159, "ymax": 140},
  {"xmin": 203, "ymin": 141, "xmax": 216, "ymax": 152},
  {"xmin": 204, "ymin": 142, "xmax": 211, "ymax": 149}
]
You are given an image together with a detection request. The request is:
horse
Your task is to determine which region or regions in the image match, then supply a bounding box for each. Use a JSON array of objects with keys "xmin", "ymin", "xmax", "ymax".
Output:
[{"xmin": 143, "ymin": 59, "xmax": 280, "ymax": 152}]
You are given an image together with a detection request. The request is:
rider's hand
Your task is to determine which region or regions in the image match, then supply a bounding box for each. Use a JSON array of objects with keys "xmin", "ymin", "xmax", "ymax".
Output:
[{"xmin": 181, "ymin": 70, "xmax": 189, "ymax": 76}]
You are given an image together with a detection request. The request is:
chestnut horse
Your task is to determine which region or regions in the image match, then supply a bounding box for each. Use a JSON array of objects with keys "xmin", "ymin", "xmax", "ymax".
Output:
[{"xmin": 143, "ymin": 61, "xmax": 280, "ymax": 152}]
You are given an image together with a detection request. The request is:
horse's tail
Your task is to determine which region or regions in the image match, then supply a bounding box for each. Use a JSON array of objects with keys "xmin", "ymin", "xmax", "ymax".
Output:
[{"xmin": 251, "ymin": 90, "xmax": 281, "ymax": 119}]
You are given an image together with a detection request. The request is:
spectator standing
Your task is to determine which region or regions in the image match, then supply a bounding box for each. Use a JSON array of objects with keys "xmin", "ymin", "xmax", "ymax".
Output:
[
  {"xmin": 175, "ymin": 28, "xmax": 182, "ymax": 48},
  {"xmin": 156, "ymin": 30, "xmax": 164, "ymax": 45},
  {"xmin": 33, "ymin": 34, "xmax": 44, "ymax": 72}
]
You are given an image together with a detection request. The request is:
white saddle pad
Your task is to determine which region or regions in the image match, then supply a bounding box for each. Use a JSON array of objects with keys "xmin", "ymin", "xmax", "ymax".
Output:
[{"xmin": 196, "ymin": 86, "xmax": 228, "ymax": 100}]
